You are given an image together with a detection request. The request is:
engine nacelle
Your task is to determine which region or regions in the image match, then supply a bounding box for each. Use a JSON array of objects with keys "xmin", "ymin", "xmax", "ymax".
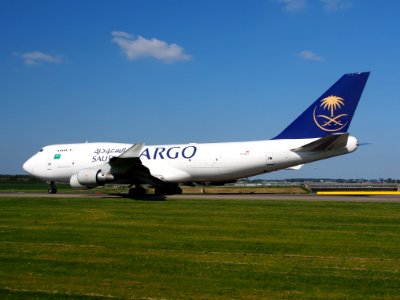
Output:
[
  {"xmin": 70, "ymin": 174, "xmax": 86, "ymax": 188},
  {"xmin": 71, "ymin": 169, "xmax": 115, "ymax": 188}
]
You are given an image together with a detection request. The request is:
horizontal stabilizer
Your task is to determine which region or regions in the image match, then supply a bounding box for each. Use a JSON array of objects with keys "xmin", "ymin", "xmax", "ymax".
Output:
[{"xmin": 292, "ymin": 133, "xmax": 349, "ymax": 152}]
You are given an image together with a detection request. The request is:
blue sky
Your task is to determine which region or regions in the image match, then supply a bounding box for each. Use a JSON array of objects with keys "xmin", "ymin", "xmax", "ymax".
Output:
[{"xmin": 1, "ymin": 0, "xmax": 399, "ymax": 179}]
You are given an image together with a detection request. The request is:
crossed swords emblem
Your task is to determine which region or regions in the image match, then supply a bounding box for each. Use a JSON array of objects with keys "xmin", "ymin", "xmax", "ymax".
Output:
[{"xmin": 316, "ymin": 113, "xmax": 348, "ymax": 127}]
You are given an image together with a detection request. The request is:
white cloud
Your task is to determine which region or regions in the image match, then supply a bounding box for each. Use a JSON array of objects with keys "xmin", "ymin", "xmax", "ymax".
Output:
[
  {"xmin": 278, "ymin": 0, "xmax": 307, "ymax": 12},
  {"xmin": 14, "ymin": 51, "xmax": 63, "ymax": 65},
  {"xmin": 298, "ymin": 50, "xmax": 324, "ymax": 61},
  {"xmin": 320, "ymin": 0, "xmax": 351, "ymax": 12},
  {"xmin": 111, "ymin": 31, "xmax": 134, "ymax": 39},
  {"xmin": 111, "ymin": 31, "xmax": 191, "ymax": 63},
  {"xmin": 277, "ymin": 0, "xmax": 351, "ymax": 12}
]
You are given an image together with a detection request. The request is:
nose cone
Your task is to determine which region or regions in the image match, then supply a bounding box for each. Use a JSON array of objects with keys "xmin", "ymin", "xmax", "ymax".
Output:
[{"xmin": 23, "ymin": 158, "xmax": 34, "ymax": 175}]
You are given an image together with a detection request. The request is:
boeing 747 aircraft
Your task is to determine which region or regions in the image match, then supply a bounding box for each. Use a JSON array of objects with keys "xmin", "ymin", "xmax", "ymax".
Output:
[{"xmin": 23, "ymin": 72, "xmax": 370, "ymax": 196}]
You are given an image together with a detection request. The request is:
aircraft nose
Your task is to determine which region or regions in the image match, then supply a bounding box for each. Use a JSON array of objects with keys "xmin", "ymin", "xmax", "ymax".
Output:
[{"xmin": 23, "ymin": 158, "xmax": 34, "ymax": 175}]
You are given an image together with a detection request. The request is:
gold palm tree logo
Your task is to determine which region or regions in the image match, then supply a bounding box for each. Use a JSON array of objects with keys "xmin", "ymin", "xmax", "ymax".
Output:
[
  {"xmin": 313, "ymin": 95, "xmax": 349, "ymax": 132},
  {"xmin": 320, "ymin": 96, "xmax": 344, "ymax": 117}
]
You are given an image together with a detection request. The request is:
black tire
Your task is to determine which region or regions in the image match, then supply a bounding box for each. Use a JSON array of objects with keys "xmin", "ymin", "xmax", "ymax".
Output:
[
  {"xmin": 129, "ymin": 187, "xmax": 146, "ymax": 198},
  {"xmin": 48, "ymin": 187, "xmax": 57, "ymax": 194},
  {"xmin": 155, "ymin": 185, "xmax": 182, "ymax": 195}
]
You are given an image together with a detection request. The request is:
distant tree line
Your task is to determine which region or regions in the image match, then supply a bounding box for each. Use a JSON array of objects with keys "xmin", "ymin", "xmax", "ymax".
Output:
[
  {"xmin": 0, "ymin": 175, "xmax": 44, "ymax": 184},
  {"xmin": 238, "ymin": 178, "xmax": 399, "ymax": 184},
  {"xmin": 1, "ymin": 175, "xmax": 398, "ymax": 184}
]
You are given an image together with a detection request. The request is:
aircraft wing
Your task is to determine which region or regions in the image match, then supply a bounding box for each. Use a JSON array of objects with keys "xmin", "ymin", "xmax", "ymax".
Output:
[
  {"xmin": 108, "ymin": 144, "xmax": 164, "ymax": 186},
  {"xmin": 291, "ymin": 133, "xmax": 349, "ymax": 153},
  {"xmin": 285, "ymin": 164, "xmax": 304, "ymax": 170}
]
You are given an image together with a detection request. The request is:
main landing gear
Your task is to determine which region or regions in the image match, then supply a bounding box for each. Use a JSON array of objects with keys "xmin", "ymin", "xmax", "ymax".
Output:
[
  {"xmin": 128, "ymin": 183, "xmax": 183, "ymax": 197},
  {"xmin": 128, "ymin": 185, "xmax": 147, "ymax": 197},
  {"xmin": 154, "ymin": 184, "xmax": 182, "ymax": 195},
  {"xmin": 48, "ymin": 181, "xmax": 57, "ymax": 194}
]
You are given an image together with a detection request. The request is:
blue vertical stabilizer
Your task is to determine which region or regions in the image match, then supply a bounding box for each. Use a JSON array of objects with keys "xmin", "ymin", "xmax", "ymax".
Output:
[{"xmin": 273, "ymin": 72, "xmax": 370, "ymax": 140}]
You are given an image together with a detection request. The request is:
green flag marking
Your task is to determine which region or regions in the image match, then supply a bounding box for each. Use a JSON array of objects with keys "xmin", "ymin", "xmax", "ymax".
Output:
[{"xmin": 54, "ymin": 154, "xmax": 61, "ymax": 160}]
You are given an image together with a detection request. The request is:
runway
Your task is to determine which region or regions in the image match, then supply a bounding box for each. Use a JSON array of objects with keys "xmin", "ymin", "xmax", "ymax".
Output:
[
  {"xmin": 170, "ymin": 193, "xmax": 400, "ymax": 202},
  {"xmin": 1, "ymin": 192, "xmax": 400, "ymax": 203}
]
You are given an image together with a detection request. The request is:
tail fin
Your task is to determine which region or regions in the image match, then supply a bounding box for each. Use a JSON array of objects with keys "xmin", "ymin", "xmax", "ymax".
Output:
[{"xmin": 273, "ymin": 72, "xmax": 370, "ymax": 140}]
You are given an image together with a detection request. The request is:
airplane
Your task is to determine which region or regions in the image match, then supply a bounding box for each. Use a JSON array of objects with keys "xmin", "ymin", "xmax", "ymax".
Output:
[{"xmin": 23, "ymin": 72, "xmax": 370, "ymax": 196}]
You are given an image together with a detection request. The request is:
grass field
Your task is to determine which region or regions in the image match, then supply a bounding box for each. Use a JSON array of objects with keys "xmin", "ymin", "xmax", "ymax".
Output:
[{"xmin": 0, "ymin": 197, "xmax": 399, "ymax": 299}]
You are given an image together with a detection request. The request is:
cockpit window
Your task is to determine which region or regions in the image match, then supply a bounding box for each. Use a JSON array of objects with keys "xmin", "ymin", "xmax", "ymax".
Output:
[{"xmin": 39, "ymin": 149, "xmax": 44, "ymax": 152}]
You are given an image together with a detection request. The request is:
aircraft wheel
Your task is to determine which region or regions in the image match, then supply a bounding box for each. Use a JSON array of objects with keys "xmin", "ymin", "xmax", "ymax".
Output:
[
  {"xmin": 155, "ymin": 185, "xmax": 182, "ymax": 195},
  {"xmin": 48, "ymin": 187, "xmax": 57, "ymax": 194},
  {"xmin": 174, "ymin": 186, "xmax": 183, "ymax": 195},
  {"xmin": 129, "ymin": 187, "xmax": 146, "ymax": 198}
]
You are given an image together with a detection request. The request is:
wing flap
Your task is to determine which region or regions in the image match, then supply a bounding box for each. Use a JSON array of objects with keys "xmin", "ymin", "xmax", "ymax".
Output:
[
  {"xmin": 118, "ymin": 143, "xmax": 145, "ymax": 159},
  {"xmin": 108, "ymin": 143, "xmax": 164, "ymax": 186},
  {"xmin": 109, "ymin": 144, "xmax": 145, "ymax": 173}
]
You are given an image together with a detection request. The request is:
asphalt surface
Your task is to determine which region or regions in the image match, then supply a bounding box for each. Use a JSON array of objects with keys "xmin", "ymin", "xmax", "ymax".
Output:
[{"xmin": 1, "ymin": 192, "xmax": 400, "ymax": 202}]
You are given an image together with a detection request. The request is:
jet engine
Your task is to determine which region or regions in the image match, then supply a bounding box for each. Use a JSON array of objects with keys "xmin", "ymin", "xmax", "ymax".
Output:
[{"xmin": 69, "ymin": 169, "xmax": 114, "ymax": 188}]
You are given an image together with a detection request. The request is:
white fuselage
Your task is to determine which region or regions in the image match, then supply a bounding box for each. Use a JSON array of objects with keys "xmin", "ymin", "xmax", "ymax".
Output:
[{"xmin": 23, "ymin": 137, "xmax": 358, "ymax": 185}]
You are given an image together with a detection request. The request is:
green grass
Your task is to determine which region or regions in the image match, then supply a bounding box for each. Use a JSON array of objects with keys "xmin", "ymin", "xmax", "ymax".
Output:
[
  {"xmin": 0, "ymin": 197, "xmax": 399, "ymax": 299},
  {"xmin": 0, "ymin": 182, "xmax": 71, "ymax": 193}
]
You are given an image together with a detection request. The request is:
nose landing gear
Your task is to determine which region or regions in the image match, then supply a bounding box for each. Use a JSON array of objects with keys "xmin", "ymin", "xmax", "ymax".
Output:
[{"xmin": 48, "ymin": 181, "xmax": 57, "ymax": 194}]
